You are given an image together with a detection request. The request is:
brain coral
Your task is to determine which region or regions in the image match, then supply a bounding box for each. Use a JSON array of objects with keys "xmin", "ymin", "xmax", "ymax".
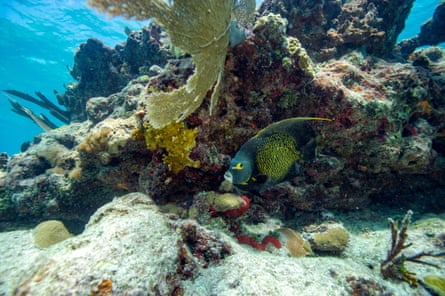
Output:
[{"xmin": 33, "ymin": 220, "xmax": 72, "ymax": 248}]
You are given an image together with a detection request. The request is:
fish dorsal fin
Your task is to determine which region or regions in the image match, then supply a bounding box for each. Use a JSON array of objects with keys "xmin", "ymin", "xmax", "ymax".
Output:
[{"xmin": 253, "ymin": 117, "xmax": 331, "ymax": 139}]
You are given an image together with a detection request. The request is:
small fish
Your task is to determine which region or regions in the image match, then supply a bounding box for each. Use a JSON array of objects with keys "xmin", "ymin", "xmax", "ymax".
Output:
[
  {"xmin": 224, "ymin": 117, "xmax": 331, "ymax": 189},
  {"xmin": 124, "ymin": 26, "xmax": 131, "ymax": 36},
  {"xmin": 8, "ymin": 99, "xmax": 55, "ymax": 132}
]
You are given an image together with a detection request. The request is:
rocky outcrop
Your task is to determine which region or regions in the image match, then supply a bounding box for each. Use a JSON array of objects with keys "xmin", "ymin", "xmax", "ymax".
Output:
[
  {"xmin": 259, "ymin": 0, "xmax": 415, "ymax": 61},
  {"xmin": 1, "ymin": 1, "xmax": 444, "ymax": 228}
]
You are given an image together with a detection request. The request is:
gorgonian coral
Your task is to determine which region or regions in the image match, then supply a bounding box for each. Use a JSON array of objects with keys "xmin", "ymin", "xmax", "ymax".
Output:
[{"xmin": 88, "ymin": 0, "xmax": 233, "ymax": 128}]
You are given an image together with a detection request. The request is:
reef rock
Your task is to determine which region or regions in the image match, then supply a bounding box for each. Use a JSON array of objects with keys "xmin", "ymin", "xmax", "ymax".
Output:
[
  {"xmin": 259, "ymin": 0, "xmax": 414, "ymax": 61},
  {"xmin": 4, "ymin": 193, "xmax": 180, "ymax": 295},
  {"xmin": 0, "ymin": 192, "xmax": 237, "ymax": 295},
  {"xmin": 1, "ymin": 6, "xmax": 445, "ymax": 227},
  {"xmin": 0, "ymin": 123, "xmax": 86, "ymax": 224},
  {"xmin": 56, "ymin": 26, "xmax": 168, "ymax": 122}
]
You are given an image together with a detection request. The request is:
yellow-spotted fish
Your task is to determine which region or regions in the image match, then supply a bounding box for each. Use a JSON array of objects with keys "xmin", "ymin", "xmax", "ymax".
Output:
[{"xmin": 224, "ymin": 117, "xmax": 331, "ymax": 189}]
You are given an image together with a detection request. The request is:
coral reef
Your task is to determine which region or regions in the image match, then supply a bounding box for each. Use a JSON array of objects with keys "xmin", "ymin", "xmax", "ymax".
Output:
[
  {"xmin": 76, "ymin": 116, "xmax": 150, "ymax": 197},
  {"xmin": 0, "ymin": 124, "xmax": 86, "ymax": 224},
  {"xmin": 417, "ymin": 0, "xmax": 445, "ymax": 46},
  {"xmin": 259, "ymin": 0, "xmax": 415, "ymax": 61},
  {"xmin": 12, "ymin": 193, "xmax": 184, "ymax": 295},
  {"xmin": 3, "ymin": 26, "xmax": 168, "ymax": 130},
  {"xmin": 0, "ymin": 153, "xmax": 7, "ymax": 171},
  {"xmin": 1, "ymin": 193, "xmax": 445, "ymax": 295},
  {"xmin": 1, "ymin": 0, "xmax": 444, "ymax": 249}
]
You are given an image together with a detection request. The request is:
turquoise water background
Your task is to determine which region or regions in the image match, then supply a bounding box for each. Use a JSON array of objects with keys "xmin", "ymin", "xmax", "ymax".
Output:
[{"xmin": 0, "ymin": 0, "xmax": 442, "ymax": 156}]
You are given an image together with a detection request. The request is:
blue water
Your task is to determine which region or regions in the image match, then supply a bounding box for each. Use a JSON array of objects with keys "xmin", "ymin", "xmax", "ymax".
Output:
[
  {"xmin": 0, "ymin": 0, "xmax": 442, "ymax": 156},
  {"xmin": 0, "ymin": 0, "xmax": 147, "ymax": 155}
]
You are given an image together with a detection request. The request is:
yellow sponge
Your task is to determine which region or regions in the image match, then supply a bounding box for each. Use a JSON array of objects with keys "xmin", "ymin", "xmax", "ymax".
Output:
[{"xmin": 143, "ymin": 122, "xmax": 200, "ymax": 173}]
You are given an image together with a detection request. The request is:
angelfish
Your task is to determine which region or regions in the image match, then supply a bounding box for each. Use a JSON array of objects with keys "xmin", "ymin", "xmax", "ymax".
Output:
[{"xmin": 224, "ymin": 117, "xmax": 331, "ymax": 189}]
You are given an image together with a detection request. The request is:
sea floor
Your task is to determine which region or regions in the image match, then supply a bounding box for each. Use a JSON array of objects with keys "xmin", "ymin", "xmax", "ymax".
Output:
[{"xmin": 0, "ymin": 192, "xmax": 444, "ymax": 295}]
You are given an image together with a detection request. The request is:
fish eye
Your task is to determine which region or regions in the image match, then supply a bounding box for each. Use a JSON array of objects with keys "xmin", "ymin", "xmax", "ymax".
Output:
[{"xmin": 233, "ymin": 162, "xmax": 244, "ymax": 170}]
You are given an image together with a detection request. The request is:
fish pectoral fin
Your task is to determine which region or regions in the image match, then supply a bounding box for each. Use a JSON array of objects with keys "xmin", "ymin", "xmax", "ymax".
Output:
[
  {"xmin": 302, "ymin": 138, "xmax": 317, "ymax": 161},
  {"xmin": 252, "ymin": 174, "xmax": 269, "ymax": 184},
  {"xmin": 285, "ymin": 162, "xmax": 302, "ymax": 180}
]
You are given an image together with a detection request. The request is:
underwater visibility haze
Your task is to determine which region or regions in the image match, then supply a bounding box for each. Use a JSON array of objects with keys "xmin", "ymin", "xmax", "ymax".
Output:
[
  {"xmin": 0, "ymin": 0, "xmax": 445, "ymax": 295},
  {"xmin": 0, "ymin": 0, "xmax": 147, "ymax": 155}
]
